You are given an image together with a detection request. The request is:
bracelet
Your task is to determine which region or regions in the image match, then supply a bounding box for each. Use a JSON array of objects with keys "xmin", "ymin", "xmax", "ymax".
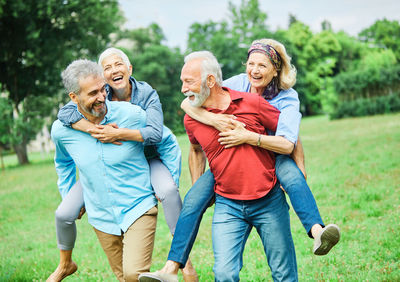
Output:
[{"xmin": 257, "ymin": 134, "xmax": 261, "ymax": 146}]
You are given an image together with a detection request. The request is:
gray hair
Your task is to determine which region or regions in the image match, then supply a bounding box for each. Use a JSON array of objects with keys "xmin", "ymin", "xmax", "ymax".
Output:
[
  {"xmin": 61, "ymin": 59, "xmax": 103, "ymax": 94},
  {"xmin": 184, "ymin": 51, "xmax": 223, "ymax": 86},
  {"xmin": 98, "ymin": 47, "xmax": 131, "ymax": 68}
]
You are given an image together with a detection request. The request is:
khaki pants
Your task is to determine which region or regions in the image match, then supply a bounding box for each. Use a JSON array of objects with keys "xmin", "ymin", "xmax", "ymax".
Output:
[{"xmin": 94, "ymin": 206, "xmax": 158, "ymax": 282}]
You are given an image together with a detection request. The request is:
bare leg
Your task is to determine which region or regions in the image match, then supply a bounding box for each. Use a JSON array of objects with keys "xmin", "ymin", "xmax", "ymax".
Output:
[
  {"xmin": 46, "ymin": 250, "xmax": 77, "ymax": 282},
  {"xmin": 181, "ymin": 259, "xmax": 198, "ymax": 282}
]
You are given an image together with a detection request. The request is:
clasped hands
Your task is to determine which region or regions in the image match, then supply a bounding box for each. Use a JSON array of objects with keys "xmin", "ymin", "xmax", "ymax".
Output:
[
  {"xmin": 87, "ymin": 123, "xmax": 123, "ymax": 145},
  {"xmin": 215, "ymin": 114, "xmax": 249, "ymax": 148}
]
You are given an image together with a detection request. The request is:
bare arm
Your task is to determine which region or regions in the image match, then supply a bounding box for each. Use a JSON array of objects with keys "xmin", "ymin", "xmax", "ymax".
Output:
[
  {"xmin": 181, "ymin": 98, "xmax": 236, "ymax": 132},
  {"xmin": 291, "ymin": 137, "xmax": 307, "ymax": 179},
  {"xmin": 88, "ymin": 124, "xmax": 144, "ymax": 143},
  {"xmin": 71, "ymin": 118, "xmax": 97, "ymax": 133},
  {"xmin": 218, "ymin": 119, "xmax": 294, "ymax": 155},
  {"xmin": 188, "ymin": 143, "xmax": 207, "ymax": 185}
]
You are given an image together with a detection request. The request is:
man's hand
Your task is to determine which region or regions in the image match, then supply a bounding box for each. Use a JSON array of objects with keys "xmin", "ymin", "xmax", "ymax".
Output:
[
  {"xmin": 77, "ymin": 207, "xmax": 86, "ymax": 219},
  {"xmin": 87, "ymin": 123, "xmax": 123, "ymax": 145},
  {"xmin": 218, "ymin": 119, "xmax": 249, "ymax": 148}
]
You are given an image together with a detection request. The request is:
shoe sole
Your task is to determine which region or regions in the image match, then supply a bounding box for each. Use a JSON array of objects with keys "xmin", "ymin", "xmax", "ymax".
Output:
[
  {"xmin": 138, "ymin": 273, "xmax": 177, "ymax": 282},
  {"xmin": 313, "ymin": 224, "xmax": 340, "ymax": 256}
]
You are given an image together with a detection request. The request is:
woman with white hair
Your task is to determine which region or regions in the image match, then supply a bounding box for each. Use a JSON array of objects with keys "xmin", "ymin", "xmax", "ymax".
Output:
[{"xmin": 48, "ymin": 48, "xmax": 197, "ymax": 282}]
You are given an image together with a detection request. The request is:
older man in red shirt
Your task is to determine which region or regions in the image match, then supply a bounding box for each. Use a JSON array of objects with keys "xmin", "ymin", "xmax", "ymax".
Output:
[{"xmin": 181, "ymin": 51, "xmax": 298, "ymax": 281}]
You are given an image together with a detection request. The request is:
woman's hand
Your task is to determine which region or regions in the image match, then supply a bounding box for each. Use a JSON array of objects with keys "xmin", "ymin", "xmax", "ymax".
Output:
[
  {"xmin": 210, "ymin": 114, "xmax": 237, "ymax": 132},
  {"xmin": 87, "ymin": 123, "xmax": 123, "ymax": 145},
  {"xmin": 218, "ymin": 119, "xmax": 250, "ymax": 148}
]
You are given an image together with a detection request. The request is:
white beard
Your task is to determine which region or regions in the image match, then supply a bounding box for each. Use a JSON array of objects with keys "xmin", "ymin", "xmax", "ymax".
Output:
[{"xmin": 184, "ymin": 83, "xmax": 210, "ymax": 107}]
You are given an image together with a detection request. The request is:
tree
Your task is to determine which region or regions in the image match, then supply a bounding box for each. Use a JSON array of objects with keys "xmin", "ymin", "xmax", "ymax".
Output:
[
  {"xmin": 359, "ymin": 19, "xmax": 400, "ymax": 60},
  {"xmin": 187, "ymin": 0, "xmax": 271, "ymax": 79},
  {"xmin": 0, "ymin": 0, "xmax": 123, "ymax": 164}
]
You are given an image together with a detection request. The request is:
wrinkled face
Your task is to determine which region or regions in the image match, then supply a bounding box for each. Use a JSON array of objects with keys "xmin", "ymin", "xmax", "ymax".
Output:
[
  {"xmin": 73, "ymin": 75, "xmax": 107, "ymax": 118},
  {"xmin": 180, "ymin": 59, "xmax": 210, "ymax": 107},
  {"xmin": 246, "ymin": 52, "xmax": 277, "ymax": 91},
  {"xmin": 101, "ymin": 54, "xmax": 132, "ymax": 92}
]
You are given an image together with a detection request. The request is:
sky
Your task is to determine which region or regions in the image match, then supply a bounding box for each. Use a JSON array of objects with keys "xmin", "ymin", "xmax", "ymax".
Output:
[{"xmin": 118, "ymin": 0, "xmax": 400, "ymax": 50}]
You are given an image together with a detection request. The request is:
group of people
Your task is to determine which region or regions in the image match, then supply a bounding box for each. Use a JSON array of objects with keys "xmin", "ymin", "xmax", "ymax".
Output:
[{"xmin": 48, "ymin": 39, "xmax": 340, "ymax": 282}]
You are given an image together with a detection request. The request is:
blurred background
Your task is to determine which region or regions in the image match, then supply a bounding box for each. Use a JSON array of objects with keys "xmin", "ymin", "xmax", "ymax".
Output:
[
  {"xmin": 0, "ymin": 0, "xmax": 399, "ymax": 166},
  {"xmin": 1, "ymin": 1, "xmax": 400, "ymax": 281}
]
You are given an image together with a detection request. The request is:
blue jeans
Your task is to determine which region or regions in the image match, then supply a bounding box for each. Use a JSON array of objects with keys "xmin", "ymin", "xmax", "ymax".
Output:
[
  {"xmin": 213, "ymin": 184, "xmax": 298, "ymax": 282},
  {"xmin": 167, "ymin": 169, "xmax": 215, "ymax": 266},
  {"xmin": 168, "ymin": 155, "xmax": 323, "ymax": 266},
  {"xmin": 275, "ymin": 154, "xmax": 324, "ymax": 237}
]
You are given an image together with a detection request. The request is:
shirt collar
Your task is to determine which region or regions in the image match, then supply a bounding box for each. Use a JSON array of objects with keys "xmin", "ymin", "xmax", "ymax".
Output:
[
  {"xmin": 223, "ymin": 87, "xmax": 244, "ymax": 102},
  {"xmin": 106, "ymin": 76, "xmax": 136, "ymax": 102},
  {"xmin": 204, "ymin": 87, "xmax": 243, "ymax": 113}
]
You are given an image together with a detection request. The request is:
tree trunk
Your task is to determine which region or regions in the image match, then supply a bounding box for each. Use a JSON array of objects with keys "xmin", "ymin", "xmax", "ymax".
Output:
[{"xmin": 13, "ymin": 143, "xmax": 29, "ymax": 165}]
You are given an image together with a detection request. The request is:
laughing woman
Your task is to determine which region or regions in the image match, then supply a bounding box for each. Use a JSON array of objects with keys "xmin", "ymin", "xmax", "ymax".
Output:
[{"xmin": 181, "ymin": 38, "xmax": 341, "ymax": 254}]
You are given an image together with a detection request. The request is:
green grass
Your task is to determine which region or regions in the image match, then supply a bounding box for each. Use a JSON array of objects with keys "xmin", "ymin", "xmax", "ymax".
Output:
[{"xmin": 1, "ymin": 113, "xmax": 399, "ymax": 281}]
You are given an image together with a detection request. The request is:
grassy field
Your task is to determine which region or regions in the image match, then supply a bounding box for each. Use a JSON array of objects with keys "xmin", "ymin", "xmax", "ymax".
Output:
[{"xmin": 1, "ymin": 113, "xmax": 399, "ymax": 281}]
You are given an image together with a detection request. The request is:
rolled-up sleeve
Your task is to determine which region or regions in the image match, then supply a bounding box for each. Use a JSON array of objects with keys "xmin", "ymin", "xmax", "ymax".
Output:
[
  {"xmin": 274, "ymin": 90, "xmax": 302, "ymax": 144},
  {"xmin": 156, "ymin": 126, "xmax": 182, "ymax": 186},
  {"xmin": 136, "ymin": 82, "xmax": 164, "ymax": 145},
  {"xmin": 57, "ymin": 101, "xmax": 83, "ymax": 127}
]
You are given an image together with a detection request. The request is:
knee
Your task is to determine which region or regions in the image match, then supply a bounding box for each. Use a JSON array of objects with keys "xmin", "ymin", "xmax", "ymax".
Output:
[
  {"xmin": 213, "ymin": 265, "xmax": 238, "ymax": 282},
  {"xmin": 276, "ymin": 166, "xmax": 305, "ymax": 189},
  {"xmin": 55, "ymin": 207, "xmax": 76, "ymax": 224},
  {"xmin": 123, "ymin": 270, "xmax": 140, "ymax": 282},
  {"xmin": 155, "ymin": 182, "xmax": 179, "ymax": 202}
]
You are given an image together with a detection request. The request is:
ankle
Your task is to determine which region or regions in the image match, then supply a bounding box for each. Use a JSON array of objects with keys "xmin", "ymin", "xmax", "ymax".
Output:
[
  {"xmin": 311, "ymin": 224, "xmax": 323, "ymax": 239},
  {"xmin": 160, "ymin": 260, "xmax": 180, "ymax": 275}
]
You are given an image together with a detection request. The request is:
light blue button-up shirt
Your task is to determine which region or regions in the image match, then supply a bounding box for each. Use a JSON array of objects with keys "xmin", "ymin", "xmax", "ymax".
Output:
[
  {"xmin": 51, "ymin": 100, "xmax": 157, "ymax": 235},
  {"xmin": 223, "ymin": 73, "xmax": 302, "ymax": 144}
]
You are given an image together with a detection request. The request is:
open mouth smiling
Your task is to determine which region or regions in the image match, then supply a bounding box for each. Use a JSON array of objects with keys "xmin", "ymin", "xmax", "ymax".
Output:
[{"xmin": 112, "ymin": 76, "xmax": 123, "ymax": 82}]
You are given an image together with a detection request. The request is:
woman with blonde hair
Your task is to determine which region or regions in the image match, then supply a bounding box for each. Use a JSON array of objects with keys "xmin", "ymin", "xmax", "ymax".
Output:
[{"xmin": 139, "ymin": 39, "xmax": 340, "ymax": 282}]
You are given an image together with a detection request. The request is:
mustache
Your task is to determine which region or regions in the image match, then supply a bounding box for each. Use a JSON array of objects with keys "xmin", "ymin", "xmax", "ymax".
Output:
[{"xmin": 183, "ymin": 91, "xmax": 198, "ymax": 97}]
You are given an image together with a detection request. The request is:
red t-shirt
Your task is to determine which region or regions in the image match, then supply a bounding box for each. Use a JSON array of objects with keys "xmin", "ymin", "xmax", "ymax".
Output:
[{"xmin": 184, "ymin": 88, "xmax": 280, "ymax": 200}]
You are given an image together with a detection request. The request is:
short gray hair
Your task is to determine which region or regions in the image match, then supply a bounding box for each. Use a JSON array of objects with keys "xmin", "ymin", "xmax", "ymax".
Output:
[
  {"xmin": 98, "ymin": 47, "xmax": 131, "ymax": 68},
  {"xmin": 184, "ymin": 51, "xmax": 223, "ymax": 86},
  {"xmin": 61, "ymin": 59, "xmax": 103, "ymax": 94}
]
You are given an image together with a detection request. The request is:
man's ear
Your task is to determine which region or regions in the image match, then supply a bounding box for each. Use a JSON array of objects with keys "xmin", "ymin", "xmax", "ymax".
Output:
[
  {"xmin": 128, "ymin": 64, "xmax": 133, "ymax": 76},
  {"xmin": 207, "ymin": 75, "xmax": 216, "ymax": 88},
  {"xmin": 69, "ymin": 92, "xmax": 79, "ymax": 104}
]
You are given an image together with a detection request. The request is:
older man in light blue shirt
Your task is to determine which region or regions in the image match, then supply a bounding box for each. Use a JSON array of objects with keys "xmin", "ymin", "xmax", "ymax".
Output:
[{"xmin": 51, "ymin": 59, "xmax": 159, "ymax": 282}]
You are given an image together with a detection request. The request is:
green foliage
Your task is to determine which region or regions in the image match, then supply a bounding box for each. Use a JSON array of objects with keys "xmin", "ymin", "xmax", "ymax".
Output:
[
  {"xmin": 116, "ymin": 24, "xmax": 186, "ymax": 133},
  {"xmin": 0, "ymin": 97, "xmax": 12, "ymax": 145},
  {"xmin": 334, "ymin": 60, "xmax": 400, "ymax": 101},
  {"xmin": 187, "ymin": 0, "xmax": 271, "ymax": 79},
  {"xmin": 0, "ymin": 0, "xmax": 123, "ymax": 163},
  {"xmin": 331, "ymin": 94, "xmax": 400, "ymax": 119},
  {"xmin": 359, "ymin": 19, "xmax": 400, "ymax": 60}
]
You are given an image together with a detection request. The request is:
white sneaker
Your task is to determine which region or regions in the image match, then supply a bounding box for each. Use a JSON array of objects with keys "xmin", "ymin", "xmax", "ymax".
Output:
[
  {"xmin": 138, "ymin": 271, "xmax": 179, "ymax": 282},
  {"xmin": 313, "ymin": 224, "xmax": 341, "ymax": 255}
]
